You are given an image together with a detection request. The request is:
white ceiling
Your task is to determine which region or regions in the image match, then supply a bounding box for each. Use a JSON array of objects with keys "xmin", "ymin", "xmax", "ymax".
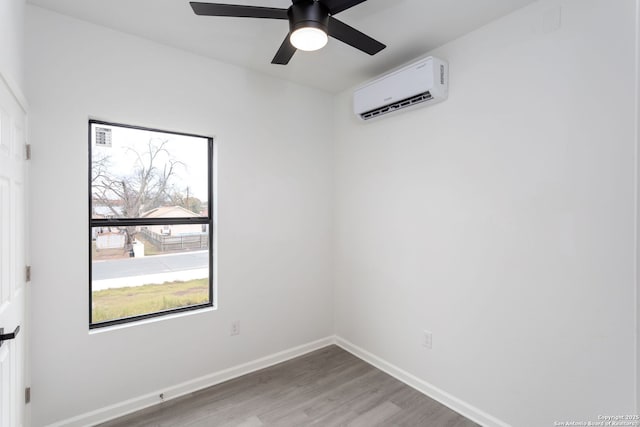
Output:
[{"xmin": 27, "ymin": 0, "xmax": 537, "ymax": 93}]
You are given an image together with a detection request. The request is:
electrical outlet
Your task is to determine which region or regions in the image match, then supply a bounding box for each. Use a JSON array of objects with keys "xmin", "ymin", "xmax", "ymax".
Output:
[
  {"xmin": 423, "ymin": 330, "xmax": 432, "ymax": 349},
  {"xmin": 231, "ymin": 320, "xmax": 240, "ymax": 336}
]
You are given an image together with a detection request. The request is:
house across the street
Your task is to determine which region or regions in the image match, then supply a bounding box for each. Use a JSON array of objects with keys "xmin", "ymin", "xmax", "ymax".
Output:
[{"xmin": 140, "ymin": 205, "xmax": 206, "ymax": 235}]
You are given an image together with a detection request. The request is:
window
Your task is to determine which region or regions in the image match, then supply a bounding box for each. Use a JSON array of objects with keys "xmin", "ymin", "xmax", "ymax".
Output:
[{"xmin": 89, "ymin": 120, "xmax": 214, "ymax": 328}]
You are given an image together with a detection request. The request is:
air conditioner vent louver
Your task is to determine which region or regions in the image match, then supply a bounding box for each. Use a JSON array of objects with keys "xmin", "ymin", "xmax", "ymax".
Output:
[{"xmin": 360, "ymin": 91, "xmax": 433, "ymax": 120}]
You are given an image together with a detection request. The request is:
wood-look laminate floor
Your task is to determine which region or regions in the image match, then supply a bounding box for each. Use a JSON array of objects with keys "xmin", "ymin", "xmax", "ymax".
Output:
[{"xmin": 97, "ymin": 345, "xmax": 479, "ymax": 427}]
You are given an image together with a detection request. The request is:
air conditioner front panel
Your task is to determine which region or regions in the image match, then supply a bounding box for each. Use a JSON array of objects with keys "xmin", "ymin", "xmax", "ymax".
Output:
[
  {"xmin": 353, "ymin": 56, "xmax": 448, "ymax": 120},
  {"xmin": 355, "ymin": 59, "xmax": 434, "ymax": 114}
]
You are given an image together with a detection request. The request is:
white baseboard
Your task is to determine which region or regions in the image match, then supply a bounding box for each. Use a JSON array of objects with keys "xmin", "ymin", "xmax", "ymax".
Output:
[
  {"xmin": 334, "ymin": 336, "xmax": 511, "ymax": 427},
  {"xmin": 47, "ymin": 336, "xmax": 335, "ymax": 427},
  {"xmin": 49, "ymin": 335, "xmax": 509, "ymax": 427}
]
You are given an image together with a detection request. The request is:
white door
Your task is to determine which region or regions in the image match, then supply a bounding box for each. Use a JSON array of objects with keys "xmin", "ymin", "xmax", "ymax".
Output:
[{"xmin": 0, "ymin": 75, "xmax": 27, "ymax": 427}]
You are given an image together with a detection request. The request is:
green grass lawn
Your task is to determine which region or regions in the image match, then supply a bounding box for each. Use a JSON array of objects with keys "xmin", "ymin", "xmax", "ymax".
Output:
[{"xmin": 92, "ymin": 278, "xmax": 209, "ymax": 323}]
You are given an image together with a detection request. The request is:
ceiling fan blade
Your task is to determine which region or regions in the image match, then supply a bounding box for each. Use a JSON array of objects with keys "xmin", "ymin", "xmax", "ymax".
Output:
[
  {"xmin": 327, "ymin": 17, "xmax": 385, "ymax": 55},
  {"xmin": 190, "ymin": 2, "xmax": 288, "ymax": 19},
  {"xmin": 271, "ymin": 34, "xmax": 297, "ymax": 65},
  {"xmin": 320, "ymin": 0, "xmax": 367, "ymax": 15}
]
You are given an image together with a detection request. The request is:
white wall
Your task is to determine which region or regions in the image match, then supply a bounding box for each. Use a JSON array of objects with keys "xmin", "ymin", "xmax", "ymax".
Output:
[
  {"xmin": 25, "ymin": 6, "xmax": 334, "ymax": 426},
  {"xmin": 0, "ymin": 0, "xmax": 25, "ymax": 90},
  {"xmin": 636, "ymin": 0, "xmax": 640, "ymax": 413},
  {"xmin": 334, "ymin": 0, "xmax": 637, "ymax": 425},
  {"xmin": 24, "ymin": 0, "xmax": 640, "ymax": 425}
]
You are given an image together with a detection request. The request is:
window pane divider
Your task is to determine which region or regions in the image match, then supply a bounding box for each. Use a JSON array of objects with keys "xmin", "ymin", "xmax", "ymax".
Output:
[{"xmin": 91, "ymin": 217, "xmax": 210, "ymax": 227}]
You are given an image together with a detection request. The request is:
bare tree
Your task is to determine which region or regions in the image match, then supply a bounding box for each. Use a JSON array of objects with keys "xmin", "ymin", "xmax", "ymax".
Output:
[
  {"xmin": 92, "ymin": 138, "xmax": 183, "ymax": 244},
  {"xmin": 91, "ymin": 152, "xmax": 112, "ymax": 216},
  {"xmin": 169, "ymin": 186, "xmax": 203, "ymax": 215}
]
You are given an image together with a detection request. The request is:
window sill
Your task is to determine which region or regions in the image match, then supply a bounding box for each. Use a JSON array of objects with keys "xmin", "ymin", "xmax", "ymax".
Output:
[{"xmin": 88, "ymin": 305, "xmax": 217, "ymax": 335}]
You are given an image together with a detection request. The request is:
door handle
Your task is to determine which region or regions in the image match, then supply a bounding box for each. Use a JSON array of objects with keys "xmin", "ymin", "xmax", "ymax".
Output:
[{"xmin": 0, "ymin": 325, "xmax": 20, "ymax": 348}]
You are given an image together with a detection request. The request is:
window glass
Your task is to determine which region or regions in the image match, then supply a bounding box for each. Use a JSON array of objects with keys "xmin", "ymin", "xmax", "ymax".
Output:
[
  {"xmin": 91, "ymin": 125, "xmax": 208, "ymax": 219},
  {"xmin": 89, "ymin": 121, "xmax": 213, "ymax": 328}
]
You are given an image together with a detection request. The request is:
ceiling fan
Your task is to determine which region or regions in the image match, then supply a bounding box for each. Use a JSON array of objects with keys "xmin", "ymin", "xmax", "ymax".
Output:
[{"xmin": 190, "ymin": 0, "xmax": 386, "ymax": 65}]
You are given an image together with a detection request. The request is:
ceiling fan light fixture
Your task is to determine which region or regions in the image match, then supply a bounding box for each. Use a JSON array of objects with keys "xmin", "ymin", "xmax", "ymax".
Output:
[
  {"xmin": 290, "ymin": 26, "xmax": 328, "ymax": 51},
  {"xmin": 190, "ymin": 0, "xmax": 387, "ymax": 65}
]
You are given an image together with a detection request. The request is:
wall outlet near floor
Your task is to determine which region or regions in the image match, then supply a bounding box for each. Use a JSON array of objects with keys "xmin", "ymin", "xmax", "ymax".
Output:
[
  {"xmin": 231, "ymin": 320, "xmax": 240, "ymax": 336},
  {"xmin": 423, "ymin": 330, "xmax": 433, "ymax": 349}
]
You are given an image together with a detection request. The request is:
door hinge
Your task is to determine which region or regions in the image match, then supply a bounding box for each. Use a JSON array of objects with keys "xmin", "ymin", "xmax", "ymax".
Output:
[
  {"xmin": 25, "ymin": 266, "xmax": 31, "ymax": 282},
  {"xmin": 25, "ymin": 144, "xmax": 31, "ymax": 160},
  {"xmin": 25, "ymin": 387, "xmax": 31, "ymax": 404}
]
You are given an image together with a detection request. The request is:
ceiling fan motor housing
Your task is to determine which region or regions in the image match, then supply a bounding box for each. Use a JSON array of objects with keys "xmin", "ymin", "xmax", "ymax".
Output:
[{"xmin": 288, "ymin": 1, "xmax": 330, "ymax": 34}]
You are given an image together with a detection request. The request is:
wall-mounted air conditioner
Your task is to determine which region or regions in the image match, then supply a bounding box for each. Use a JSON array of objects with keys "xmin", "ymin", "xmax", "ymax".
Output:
[{"xmin": 353, "ymin": 56, "xmax": 449, "ymax": 121}]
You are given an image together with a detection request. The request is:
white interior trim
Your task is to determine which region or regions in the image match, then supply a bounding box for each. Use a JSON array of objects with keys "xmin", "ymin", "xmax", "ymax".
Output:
[
  {"xmin": 45, "ymin": 336, "xmax": 335, "ymax": 427},
  {"xmin": 334, "ymin": 337, "xmax": 512, "ymax": 427},
  {"xmin": 47, "ymin": 334, "xmax": 516, "ymax": 427}
]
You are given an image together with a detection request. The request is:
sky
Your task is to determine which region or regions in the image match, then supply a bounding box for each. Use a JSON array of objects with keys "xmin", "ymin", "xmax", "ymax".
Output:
[{"xmin": 91, "ymin": 122, "xmax": 210, "ymax": 202}]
